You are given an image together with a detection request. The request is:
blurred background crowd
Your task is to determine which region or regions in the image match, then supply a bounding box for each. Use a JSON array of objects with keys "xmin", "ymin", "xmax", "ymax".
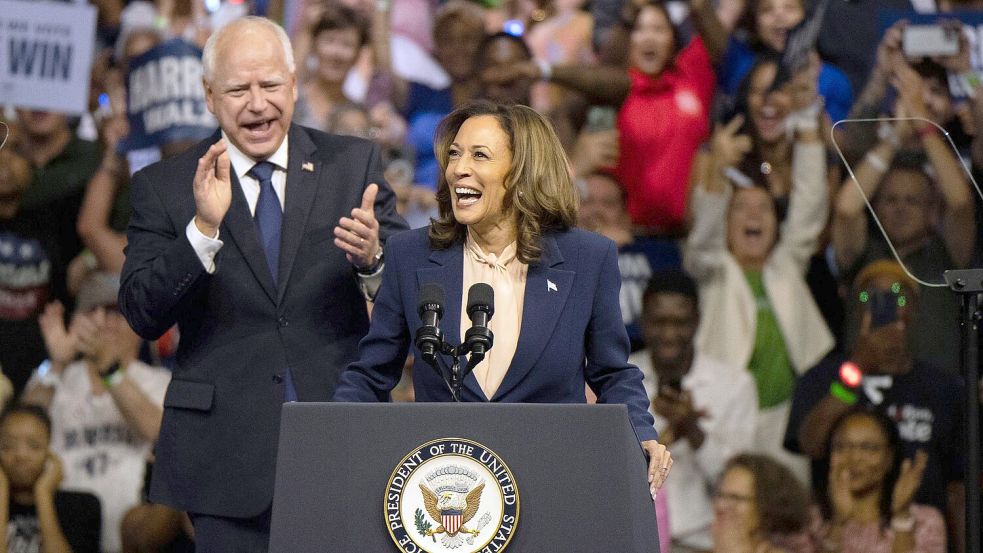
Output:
[{"xmin": 0, "ymin": 0, "xmax": 982, "ymax": 549}]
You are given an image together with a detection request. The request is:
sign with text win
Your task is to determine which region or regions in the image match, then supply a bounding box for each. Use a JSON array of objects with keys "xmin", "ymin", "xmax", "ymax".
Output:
[{"xmin": 0, "ymin": 1, "xmax": 97, "ymax": 114}]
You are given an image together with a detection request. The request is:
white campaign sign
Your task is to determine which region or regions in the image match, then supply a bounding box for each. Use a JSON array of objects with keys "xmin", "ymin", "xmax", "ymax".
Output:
[{"xmin": 0, "ymin": 0, "xmax": 97, "ymax": 114}]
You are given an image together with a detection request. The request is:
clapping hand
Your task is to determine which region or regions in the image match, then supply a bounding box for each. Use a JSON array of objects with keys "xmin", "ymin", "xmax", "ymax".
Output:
[
  {"xmin": 892, "ymin": 449, "xmax": 928, "ymax": 515},
  {"xmin": 193, "ymin": 140, "xmax": 232, "ymax": 238},
  {"xmin": 38, "ymin": 301, "xmax": 78, "ymax": 367}
]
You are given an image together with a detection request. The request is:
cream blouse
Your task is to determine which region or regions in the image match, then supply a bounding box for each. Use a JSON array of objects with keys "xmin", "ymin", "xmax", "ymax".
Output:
[{"xmin": 460, "ymin": 231, "xmax": 528, "ymax": 399}]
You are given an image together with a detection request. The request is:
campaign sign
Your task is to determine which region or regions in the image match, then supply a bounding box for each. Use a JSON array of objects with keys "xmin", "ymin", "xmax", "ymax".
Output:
[
  {"xmin": 123, "ymin": 38, "xmax": 216, "ymax": 151},
  {"xmin": 0, "ymin": 0, "xmax": 96, "ymax": 114}
]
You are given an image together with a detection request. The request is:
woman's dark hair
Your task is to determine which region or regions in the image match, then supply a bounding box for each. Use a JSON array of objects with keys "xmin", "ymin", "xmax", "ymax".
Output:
[
  {"xmin": 621, "ymin": 0, "xmax": 681, "ymax": 56},
  {"xmin": 723, "ymin": 453, "xmax": 811, "ymax": 535},
  {"xmin": 0, "ymin": 404, "xmax": 52, "ymax": 441},
  {"xmin": 477, "ymin": 31, "xmax": 533, "ymax": 63},
  {"xmin": 818, "ymin": 406, "xmax": 903, "ymax": 528},
  {"xmin": 311, "ymin": 3, "xmax": 370, "ymax": 48},
  {"xmin": 430, "ymin": 101, "xmax": 578, "ymax": 264}
]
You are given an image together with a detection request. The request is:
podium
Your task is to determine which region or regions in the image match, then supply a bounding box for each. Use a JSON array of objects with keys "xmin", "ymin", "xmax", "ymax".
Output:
[{"xmin": 269, "ymin": 403, "xmax": 660, "ymax": 552}]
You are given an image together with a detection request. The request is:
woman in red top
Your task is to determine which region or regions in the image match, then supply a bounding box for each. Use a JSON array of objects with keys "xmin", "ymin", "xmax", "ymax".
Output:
[{"xmin": 481, "ymin": 0, "xmax": 726, "ymax": 234}]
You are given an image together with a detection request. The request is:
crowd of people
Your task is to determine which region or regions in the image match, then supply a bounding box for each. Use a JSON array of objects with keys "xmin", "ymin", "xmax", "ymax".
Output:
[{"xmin": 0, "ymin": 0, "xmax": 981, "ymax": 549}]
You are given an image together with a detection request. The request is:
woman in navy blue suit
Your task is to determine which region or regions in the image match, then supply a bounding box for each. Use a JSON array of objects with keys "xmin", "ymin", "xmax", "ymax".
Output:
[{"xmin": 334, "ymin": 101, "xmax": 672, "ymax": 495}]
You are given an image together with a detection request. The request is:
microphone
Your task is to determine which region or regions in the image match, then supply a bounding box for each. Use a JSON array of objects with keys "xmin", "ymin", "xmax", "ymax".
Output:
[
  {"xmin": 464, "ymin": 283, "xmax": 494, "ymax": 357},
  {"xmin": 415, "ymin": 284, "xmax": 444, "ymax": 363}
]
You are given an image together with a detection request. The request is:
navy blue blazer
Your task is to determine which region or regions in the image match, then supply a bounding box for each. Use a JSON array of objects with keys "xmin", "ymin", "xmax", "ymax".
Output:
[
  {"xmin": 333, "ymin": 226, "xmax": 658, "ymax": 441},
  {"xmin": 119, "ymin": 126, "xmax": 407, "ymax": 518}
]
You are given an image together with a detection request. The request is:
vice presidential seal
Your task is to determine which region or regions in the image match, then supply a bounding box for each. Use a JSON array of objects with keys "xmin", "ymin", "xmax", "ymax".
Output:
[{"xmin": 385, "ymin": 438, "xmax": 519, "ymax": 553}]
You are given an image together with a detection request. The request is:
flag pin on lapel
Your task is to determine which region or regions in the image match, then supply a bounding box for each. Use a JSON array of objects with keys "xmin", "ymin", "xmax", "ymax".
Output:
[
  {"xmin": 302, "ymin": 162, "xmax": 314, "ymax": 172},
  {"xmin": 547, "ymin": 279, "xmax": 557, "ymax": 292}
]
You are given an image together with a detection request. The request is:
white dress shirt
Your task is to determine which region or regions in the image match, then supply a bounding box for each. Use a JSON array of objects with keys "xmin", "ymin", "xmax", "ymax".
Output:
[
  {"xmin": 184, "ymin": 135, "xmax": 382, "ymax": 297},
  {"xmin": 630, "ymin": 352, "xmax": 758, "ymax": 550}
]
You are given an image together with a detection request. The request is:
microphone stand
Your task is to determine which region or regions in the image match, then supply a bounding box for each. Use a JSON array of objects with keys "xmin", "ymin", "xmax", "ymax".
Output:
[
  {"xmin": 943, "ymin": 269, "xmax": 981, "ymax": 553},
  {"xmin": 418, "ymin": 339, "xmax": 490, "ymax": 403}
]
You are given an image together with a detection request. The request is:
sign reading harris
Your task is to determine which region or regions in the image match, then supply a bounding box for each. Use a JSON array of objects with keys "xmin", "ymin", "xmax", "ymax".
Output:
[
  {"xmin": 123, "ymin": 38, "xmax": 216, "ymax": 152},
  {"xmin": 0, "ymin": 0, "xmax": 96, "ymax": 114},
  {"xmin": 385, "ymin": 438, "xmax": 519, "ymax": 553}
]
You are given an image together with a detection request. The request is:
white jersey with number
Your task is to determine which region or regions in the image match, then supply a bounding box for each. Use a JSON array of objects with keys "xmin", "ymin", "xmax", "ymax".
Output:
[{"xmin": 46, "ymin": 360, "xmax": 170, "ymax": 553}]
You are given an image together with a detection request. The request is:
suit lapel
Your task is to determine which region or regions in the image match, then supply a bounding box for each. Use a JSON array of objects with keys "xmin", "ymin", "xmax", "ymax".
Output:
[
  {"xmin": 417, "ymin": 244, "xmax": 488, "ymax": 401},
  {"xmin": 221, "ymin": 170, "xmax": 277, "ymax": 303},
  {"xmin": 492, "ymin": 236, "xmax": 573, "ymax": 401},
  {"xmin": 277, "ymin": 126, "xmax": 319, "ymax": 303}
]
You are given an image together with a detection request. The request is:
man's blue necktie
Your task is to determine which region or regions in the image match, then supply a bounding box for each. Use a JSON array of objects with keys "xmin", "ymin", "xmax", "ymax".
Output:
[
  {"xmin": 248, "ymin": 161, "xmax": 282, "ymax": 285},
  {"xmin": 249, "ymin": 161, "xmax": 297, "ymax": 402}
]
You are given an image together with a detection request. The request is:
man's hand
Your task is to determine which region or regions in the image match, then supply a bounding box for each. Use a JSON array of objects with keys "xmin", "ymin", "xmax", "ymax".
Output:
[
  {"xmin": 33, "ymin": 454, "xmax": 63, "ymax": 498},
  {"xmin": 38, "ymin": 301, "xmax": 77, "ymax": 366},
  {"xmin": 193, "ymin": 140, "xmax": 232, "ymax": 238},
  {"xmin": 652, "ymin": 387, "xmax": 706, "ymax": 448},
  {"xmin": 641, "ymin": 440, "xmax": 672, "ymax": 498},
  {"xmin": 335, "ymin": 183, "xmax": 382, "ymax": 270}
]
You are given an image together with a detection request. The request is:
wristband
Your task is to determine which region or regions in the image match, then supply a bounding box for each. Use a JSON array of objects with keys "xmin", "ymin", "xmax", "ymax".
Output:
[
  {"xmin": 865, "ymin": 151, "xmax": 889, "ymax": 173},
  {"xmin": 916, "ymin": 122, "xmax": 940, "ymax": 140},
  {"xmin": 829, "ymin": 381, "xmax": 858, "ymax": 405},
  {"xmin": 99, "ymin": 361, "xmax": 125, "ymax": 389},
  {"xmin": 890, "ymin": 509, "xmax": 915, "ymax": 533}
]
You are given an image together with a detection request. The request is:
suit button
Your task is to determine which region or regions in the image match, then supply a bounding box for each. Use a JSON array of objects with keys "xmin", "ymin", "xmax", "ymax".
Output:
[
  {"xmin": 272, "ymin": 374, "xmax": 283, "ymax": 384},
  {"xmin": 277, "ymin": 316, "xmax": 288, "ymax": 327}
]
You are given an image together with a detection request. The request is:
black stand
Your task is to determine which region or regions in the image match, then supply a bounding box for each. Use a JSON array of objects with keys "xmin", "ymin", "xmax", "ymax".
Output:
[
  {"xmin": 420, "ymin": 333, "xmax": 491, "ymax": 402},
  {"xmin": 943, "ymin": 269, "xmax": 981, "ymax": 553}
]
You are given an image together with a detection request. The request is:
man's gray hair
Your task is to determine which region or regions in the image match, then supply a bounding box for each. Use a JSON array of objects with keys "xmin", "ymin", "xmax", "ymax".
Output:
[{"xmin": 202, "ymin": 16, "xmax": 295, "ymax": 82}]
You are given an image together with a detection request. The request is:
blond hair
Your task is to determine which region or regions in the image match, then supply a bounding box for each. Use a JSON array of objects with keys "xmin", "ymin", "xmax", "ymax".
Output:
[{"xmin": 429, "ymin": 102, "xmax": 578, "ymax": 263}]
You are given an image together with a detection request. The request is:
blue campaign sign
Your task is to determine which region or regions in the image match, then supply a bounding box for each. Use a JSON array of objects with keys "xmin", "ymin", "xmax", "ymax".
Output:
[{"xmin": 123, "ymin": 38, "xmax": 216, "ymax": 151}]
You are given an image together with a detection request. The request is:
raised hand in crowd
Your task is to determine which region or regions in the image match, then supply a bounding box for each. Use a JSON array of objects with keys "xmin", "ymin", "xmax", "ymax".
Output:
[
  {"xmin": 893, "ymin": 450, "xmax": 929, "ymax": 515},
  {"xmin": 703, "ymin": 114, "xmax": 752, "ymax": 195},
  {"xmin": 571, "ymin": 127, "xmax": 620, "ymax": 178},
  {"xmin": 38, "ymin": 301, "xmax": 79, "ymax": 372}
]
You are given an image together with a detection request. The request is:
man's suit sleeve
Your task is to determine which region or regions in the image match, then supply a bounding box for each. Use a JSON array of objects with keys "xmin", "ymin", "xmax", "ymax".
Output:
[
  {"xmin": 584, "ymin": 240, "xmax": 659, "ymax": 442},
  {"xmin": 333, "ymin": 238, "xmax": 411, "ymax": 401},
  {"xmin": 119, "ymin": 169, "xmax": 210, "ymax": 340}
]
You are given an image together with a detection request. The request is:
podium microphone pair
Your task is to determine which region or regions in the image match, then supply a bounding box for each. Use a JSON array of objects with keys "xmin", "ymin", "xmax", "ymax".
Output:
[{"xmin": 415, "ymin": 283, "xmax": 495, "ymax": 401}]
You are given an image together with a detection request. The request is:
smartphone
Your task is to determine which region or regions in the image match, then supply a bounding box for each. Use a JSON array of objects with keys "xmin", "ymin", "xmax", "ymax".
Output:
[
  {"xmin": 585, "ymin": 106, "xmax": 617, "ymax": 133},
  {"xmin": 903, "ymin": 24, "xmax": 960, "ymax": 58},
  {"xmin": 869, "ymin": 290, "xmax": 899, "ymax": 329}
]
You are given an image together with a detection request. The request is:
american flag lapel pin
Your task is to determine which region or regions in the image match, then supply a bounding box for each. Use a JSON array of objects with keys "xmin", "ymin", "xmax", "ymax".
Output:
[
  {"xmin": 302, "ymin": 161, "xmax": 314, "ymax": 172},
  {"xmin": 547, "ymin": 279, "xmax": 557, "ymax": 292}
]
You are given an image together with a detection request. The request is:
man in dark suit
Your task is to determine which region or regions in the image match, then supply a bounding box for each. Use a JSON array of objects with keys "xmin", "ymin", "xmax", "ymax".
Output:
[{"xmin": 118, "ymin": 16, "xmax": 407, "ymax": 550}]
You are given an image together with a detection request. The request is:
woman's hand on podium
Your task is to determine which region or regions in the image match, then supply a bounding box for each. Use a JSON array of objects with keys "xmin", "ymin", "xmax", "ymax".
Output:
[{"xmin": 642, "ymin": 440, "xmax": 672, "ymax": 498}]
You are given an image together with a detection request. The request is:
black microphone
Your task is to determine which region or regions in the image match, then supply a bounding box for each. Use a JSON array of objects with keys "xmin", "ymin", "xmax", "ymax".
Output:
[
  {"xmin": 464, "ymin": 283, "xmax": 494, "ymax": 356},
  {"xmin": 415, "ymin": 284, "xmax": 444, "ymax": 363}
]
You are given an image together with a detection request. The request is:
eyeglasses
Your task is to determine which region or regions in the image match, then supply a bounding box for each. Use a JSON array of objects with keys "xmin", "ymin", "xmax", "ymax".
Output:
[
  {"xmin": 712, "ymin": 490, "xmax": 754, "ymax": 504},
  {"xmin": 830, "ymin": 440, "xmax": 888, "ymax": 454}
]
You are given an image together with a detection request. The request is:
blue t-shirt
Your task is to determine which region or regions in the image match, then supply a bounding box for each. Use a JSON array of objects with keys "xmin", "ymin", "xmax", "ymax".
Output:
[
  {"xmin": 618, "ymin": 237, "xmax": 682, "ymax": 351},
  {"xmin": 403, "ymin": 82, "xmax": 454, "ymax": 189},
  {"xmin": 719, "ymin": 37, "xmax": 854, "ymax": 123}
]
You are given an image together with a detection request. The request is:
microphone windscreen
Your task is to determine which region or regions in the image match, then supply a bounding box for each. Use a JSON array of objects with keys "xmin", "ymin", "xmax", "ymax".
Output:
[
  {"xmin": 466, "ymin": 283, "xmax": 495, "ymax": 318},
  {"xmin": 418, "ymin": 283, "xmax": 445, "ymax": 317}
]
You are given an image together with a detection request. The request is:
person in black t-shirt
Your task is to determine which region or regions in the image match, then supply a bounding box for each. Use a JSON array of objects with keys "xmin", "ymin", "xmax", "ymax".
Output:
[
  {"xmin": 784, "ymin": 260, "xmax": 964, "ymax": 548},
  {"xmin": 0, "ymin": 404, "xmax": 100, "ymax": 552}
]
